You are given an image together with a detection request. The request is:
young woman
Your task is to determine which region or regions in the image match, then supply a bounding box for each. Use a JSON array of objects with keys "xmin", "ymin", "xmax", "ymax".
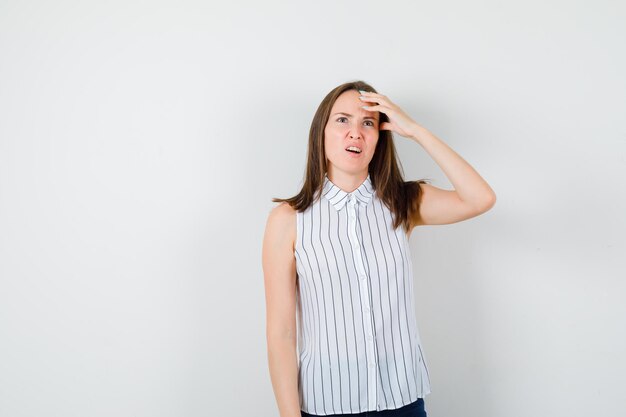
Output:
[{"xmin": 262, "ymin": 80, "xmax": 496, "ymax": 417}]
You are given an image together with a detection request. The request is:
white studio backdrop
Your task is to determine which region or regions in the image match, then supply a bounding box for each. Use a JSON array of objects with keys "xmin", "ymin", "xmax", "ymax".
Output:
[{"xmin": 1, "ymin": 1, "xmax": 624, "ymax": 416}]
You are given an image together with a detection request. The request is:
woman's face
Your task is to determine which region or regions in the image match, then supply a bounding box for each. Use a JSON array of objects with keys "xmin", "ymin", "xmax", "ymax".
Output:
[{"xmin": 324, "ymin": 89, "xmax": 380, "ymax": 177}]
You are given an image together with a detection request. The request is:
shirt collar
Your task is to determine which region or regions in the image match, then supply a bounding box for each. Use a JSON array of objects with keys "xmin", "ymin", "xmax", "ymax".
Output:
[{"xmin": 322, "ymin": 173, "xmax": 374, "ymax": 211}]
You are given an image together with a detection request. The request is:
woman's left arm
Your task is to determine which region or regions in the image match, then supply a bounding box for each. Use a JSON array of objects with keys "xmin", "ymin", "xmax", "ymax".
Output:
[{"xmin": 360, "ymin": 90, "xmax": 496, "ymax": 226}]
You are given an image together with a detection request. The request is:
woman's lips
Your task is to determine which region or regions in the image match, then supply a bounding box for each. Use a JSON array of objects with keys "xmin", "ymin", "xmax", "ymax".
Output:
[{"xmin": 346, "ymin": 149, "xmax": 362, "ymax": 157}]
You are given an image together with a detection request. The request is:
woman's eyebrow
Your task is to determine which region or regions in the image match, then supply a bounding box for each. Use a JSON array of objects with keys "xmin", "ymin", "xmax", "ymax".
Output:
[{"xmin": 332, "ymin": 112, "xmax": 378, "ymax": 120}]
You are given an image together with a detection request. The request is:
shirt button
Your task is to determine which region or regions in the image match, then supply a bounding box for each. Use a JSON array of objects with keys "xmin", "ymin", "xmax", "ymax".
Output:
[
  {"xmin": 367, "ymin": 335, "xmax": 373, "ymax": 341},
  {"xmin": 364, "ymin": 307, "xmax": 370, "ymax": 313},
  {"xmin": 369, "ymin": 363, "xmax": 375, "ymax": 368},
  {"xmin": 359, "ymin": 274, "xmax": 366, "ymax": 280}
]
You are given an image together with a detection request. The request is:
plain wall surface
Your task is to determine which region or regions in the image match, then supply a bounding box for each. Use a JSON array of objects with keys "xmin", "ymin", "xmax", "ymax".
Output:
[{"xmin": 1, "ymin": 1, "xmax": 625, "ymax": 416}]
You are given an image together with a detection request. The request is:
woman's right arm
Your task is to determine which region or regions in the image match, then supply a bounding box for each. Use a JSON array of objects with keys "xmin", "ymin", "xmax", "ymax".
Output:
[{"xmin": 262, "ymin": 202, "xmax": 300, "ymax": 417}]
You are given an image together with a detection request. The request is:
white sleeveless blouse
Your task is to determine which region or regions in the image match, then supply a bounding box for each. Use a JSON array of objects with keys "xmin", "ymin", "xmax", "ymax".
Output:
[{"xmin": 294, "ymin": 173, "xmax": 431, "ymax": 415}]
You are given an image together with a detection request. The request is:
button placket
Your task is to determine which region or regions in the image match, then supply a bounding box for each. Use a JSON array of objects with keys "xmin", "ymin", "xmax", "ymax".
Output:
[{"xmin": 346, "ymin": 193, "xmax": 377, "ymax": 409}]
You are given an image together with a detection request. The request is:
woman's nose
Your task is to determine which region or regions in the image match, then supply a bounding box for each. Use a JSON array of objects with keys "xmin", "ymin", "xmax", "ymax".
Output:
[{"xmin": 349, "ymin": 128, "xmax": 362, "ymax": 139}]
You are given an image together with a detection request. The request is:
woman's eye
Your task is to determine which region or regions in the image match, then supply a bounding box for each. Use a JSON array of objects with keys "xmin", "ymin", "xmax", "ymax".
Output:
[{"xmin": 336, "ymin": 118, "xmax": 375, "ymax": 126}]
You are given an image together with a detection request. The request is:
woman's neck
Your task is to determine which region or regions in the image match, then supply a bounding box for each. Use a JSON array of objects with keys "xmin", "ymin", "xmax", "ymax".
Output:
[{"xmin": 326, "ymin": 169, "xmax": 368, "ymax": 193}]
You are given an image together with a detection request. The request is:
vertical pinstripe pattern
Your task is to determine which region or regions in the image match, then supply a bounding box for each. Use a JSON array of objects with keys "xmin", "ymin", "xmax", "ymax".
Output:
[{"xmin": 294, "ymin": 174, "xmax": 431, "ymax": 415}]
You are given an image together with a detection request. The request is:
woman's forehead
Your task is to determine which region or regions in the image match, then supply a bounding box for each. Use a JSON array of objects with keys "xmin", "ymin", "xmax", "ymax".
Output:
[{"xmin": 331, "ymin": 90, "xmax": 379, "ymax": 119}]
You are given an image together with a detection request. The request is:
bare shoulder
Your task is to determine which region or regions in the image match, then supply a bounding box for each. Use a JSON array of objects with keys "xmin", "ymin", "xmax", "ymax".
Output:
[
  {"xmin": 264, "ymin": 202, "xmax": 297, "ymax": 252},
  {"xmin": 267, "ymin": 201, "xmax": 297, "ymax": 229},
  {"xmin": 271, "ymin": 201, "xmax": 297, "ymax": 217}
]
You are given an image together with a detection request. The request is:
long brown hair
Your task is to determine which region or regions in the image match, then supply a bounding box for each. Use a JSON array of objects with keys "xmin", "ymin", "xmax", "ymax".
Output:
[{"xmin": 272, "ymin": 80, "xmax": 431, "ymax": 233}]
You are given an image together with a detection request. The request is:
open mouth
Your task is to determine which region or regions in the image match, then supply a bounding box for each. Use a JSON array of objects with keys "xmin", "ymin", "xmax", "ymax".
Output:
[{"xmin": 345, "ymin": 146, "xmax": 362, "ymax": 154}]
